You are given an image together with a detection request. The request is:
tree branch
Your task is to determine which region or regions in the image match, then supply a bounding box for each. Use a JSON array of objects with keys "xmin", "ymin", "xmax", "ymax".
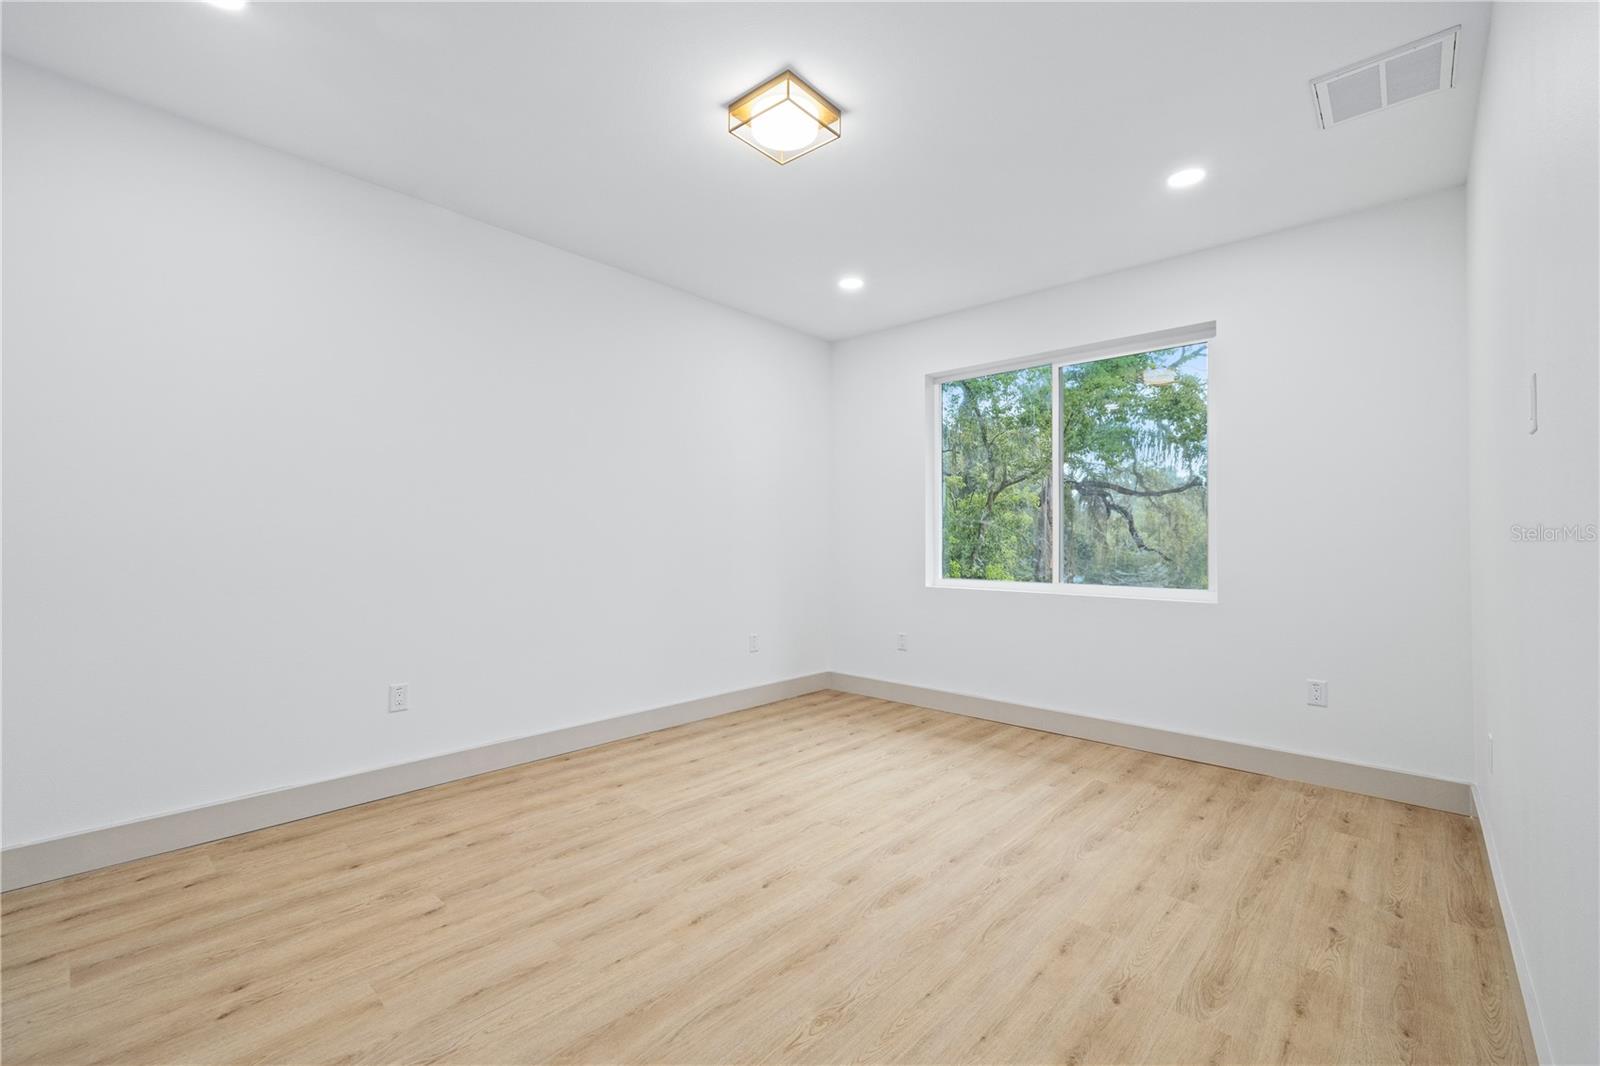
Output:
[
  {"xmin": 1074, "ymin": 476, "xmax": 1201, "ymax": 499},
  {"xmin": 1098, "ymin": 495, "xmax": 1171, "ymax": 562}
]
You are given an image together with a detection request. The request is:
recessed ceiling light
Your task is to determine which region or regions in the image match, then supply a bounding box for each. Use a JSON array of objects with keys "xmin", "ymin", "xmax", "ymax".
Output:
[
  {"xmin": 205, "ymin": 0, "xmax": 248, "ymax": 10},
  {"xmin": 729, "ymin": 70, "xmax": 841, "ymax": 165},
  {"xmin": 838, "ymin": 276, "xmax": 864, "ymax": 292},
  {"xmin": 1166, "ymin": 167, "xmax": 1207, "ymax": 189}
]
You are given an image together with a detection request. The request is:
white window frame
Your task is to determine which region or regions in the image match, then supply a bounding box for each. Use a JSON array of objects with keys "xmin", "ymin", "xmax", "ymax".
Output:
[{"xmin": 926, "ymin": 322, "xmax": 1218, "ymax": 603}]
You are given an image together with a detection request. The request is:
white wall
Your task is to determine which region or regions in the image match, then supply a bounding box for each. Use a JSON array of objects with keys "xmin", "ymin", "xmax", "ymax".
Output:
[
  {"xmin": 1, "ymin": 62, "xmax": 832, "ymax": 848},
  {"xmin": 830, "ymin": 189, "xmax": 1473, "ymax": 782},
  {"xmin": 1466, "ymin": 4, "xmax": 1600, "ymax": 1063}
]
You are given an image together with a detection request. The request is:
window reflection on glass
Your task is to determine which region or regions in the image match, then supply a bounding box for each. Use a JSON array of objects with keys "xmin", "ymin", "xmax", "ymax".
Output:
[
  {"xmin": 940, "ymin": 365, "xmax": 1053, "ymax": 582},
  {"xmin": 1060, "ymin": 344, "xmax": 1208, "ymax": 589}
]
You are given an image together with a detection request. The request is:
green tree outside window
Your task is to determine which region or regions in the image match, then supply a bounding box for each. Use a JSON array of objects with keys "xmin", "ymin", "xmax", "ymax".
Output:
[{"xmin": 940, "ymin": 343, "xmax": 1208, "ymax": 590}]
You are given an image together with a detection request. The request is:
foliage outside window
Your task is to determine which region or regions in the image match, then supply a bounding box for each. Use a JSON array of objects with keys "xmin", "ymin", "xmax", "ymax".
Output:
[{"xmin": 938, "ymin": 341, "xmax": 1210, "ymax": 594}]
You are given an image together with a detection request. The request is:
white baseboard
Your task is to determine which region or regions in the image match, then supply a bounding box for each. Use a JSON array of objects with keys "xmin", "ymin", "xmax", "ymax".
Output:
[
  {"xmin": 826, "ymin": 673, "xmax": 1473, "ymax": 815},
  {"xmin": 1471, "ymin": 784, "xmax": 1552, "ymax": 1065},
  {"xmin": 2, "ymin": 672, "xmax": 1475, "ymax": 893},
  {"xmin": 0, "ymin": 673, "xmax": 832, "ymax": 892}
]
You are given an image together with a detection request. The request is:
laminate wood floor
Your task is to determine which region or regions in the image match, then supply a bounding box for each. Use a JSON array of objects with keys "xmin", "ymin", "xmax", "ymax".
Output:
[{"xmin": 2, "ymin": 691, "xmax": 1535, "ymax": 1065}]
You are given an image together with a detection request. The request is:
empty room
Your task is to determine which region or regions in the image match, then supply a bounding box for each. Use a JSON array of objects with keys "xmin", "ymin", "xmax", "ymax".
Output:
[{"xmin": 2, "ymin": 2, "xmax": 1597, "ymax": 1064}]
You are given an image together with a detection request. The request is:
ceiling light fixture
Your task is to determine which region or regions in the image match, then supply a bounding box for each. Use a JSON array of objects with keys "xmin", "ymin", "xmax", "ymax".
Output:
[
  {"xmin": 729, "ymin": 70, "xmax": 841, "ymax": 165},
  {"xmin": 1166, "ymin": 167, "xmax": 1207, "ymax": 189},
  {"xmin": 205, "ymin": 0, "xmax": 248, "ymax": 10},
  {"xmin": 838, "ymin": 276, "xmax": 864, "ymax": 292}
]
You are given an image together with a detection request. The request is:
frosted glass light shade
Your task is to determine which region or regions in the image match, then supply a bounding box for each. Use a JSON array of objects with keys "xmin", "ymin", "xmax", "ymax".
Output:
[{"xmin": 729, "ymin": 70, "xmax": 841, "ymax": 165}]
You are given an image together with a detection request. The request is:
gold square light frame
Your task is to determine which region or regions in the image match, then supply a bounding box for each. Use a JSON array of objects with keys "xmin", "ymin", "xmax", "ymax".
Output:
[{"xmin": 728, "ymin": 69, "xmax": 842, "ymax": 165}]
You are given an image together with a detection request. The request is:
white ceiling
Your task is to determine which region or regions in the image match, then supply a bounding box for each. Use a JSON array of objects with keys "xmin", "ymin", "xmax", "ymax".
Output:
[{"xmin": 3, "ymin": 2, "xmax": 1489, "ymax": 340}]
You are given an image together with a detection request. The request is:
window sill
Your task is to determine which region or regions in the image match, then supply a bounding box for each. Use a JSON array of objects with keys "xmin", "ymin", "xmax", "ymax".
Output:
[{"xmin": 927, "ymin": 578, "xmax": 1217, "ymax": 604}]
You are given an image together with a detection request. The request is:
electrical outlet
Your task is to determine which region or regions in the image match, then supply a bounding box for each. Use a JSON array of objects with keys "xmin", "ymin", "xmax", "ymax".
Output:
[
  {"xmin": 748, "ymin": 634, "xmax": 759, "ymax": 653},
  {"xmin": 1306, "ymin": 679, "xmax": 1328, "ymax": 708},
  {"xmin": 896, "ymin": 633, "xmax": 908, "ymax": 652},
  {"xmin": 388, "ymin": 683, "xmax": 410, "ymax": 714}
]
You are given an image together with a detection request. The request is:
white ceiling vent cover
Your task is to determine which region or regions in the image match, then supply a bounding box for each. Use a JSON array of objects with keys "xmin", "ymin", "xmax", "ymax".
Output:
[{"xmin": 1311, "ymin": 27, "xmax": 1459, "ymax": 130}]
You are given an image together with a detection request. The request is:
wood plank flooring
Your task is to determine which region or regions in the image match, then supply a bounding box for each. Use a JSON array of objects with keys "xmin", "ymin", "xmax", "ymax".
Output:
[{"xmin": 1, "ymin": 691, "xmax": 1535, "ymax": 1064}]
